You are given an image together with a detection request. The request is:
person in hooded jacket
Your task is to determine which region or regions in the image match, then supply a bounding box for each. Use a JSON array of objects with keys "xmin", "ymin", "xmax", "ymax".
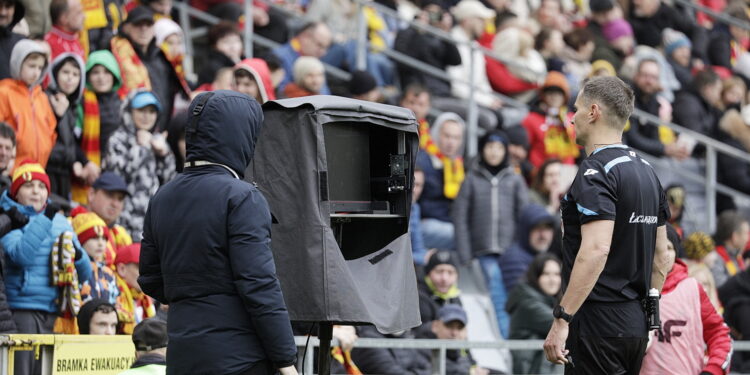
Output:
[
  {"xmin": 506, "ymin": 253, "xmax": 563, "ymax": 374},
  {"xmin": 641, "ymin": 224, "xmax": 732, "ymax": 375},
  {"xmin": 0, "ymin": 0, "xmax": 25, "ymax": 80},
  {"xmin": 452, "ymin": 130, "xmax": 528, "ymax": 338},
  {"xmin": 74, "ymin": 50, "xmax": 123, "ymax": 205},
  {"xmin": 351, "ymin": 325, "xmax": 432, "ymax": 375},
  {"xmin": 104, "ymin": 89, "xmax": 175, "ymax": 241},
  {"xmin": 498, "ymin": 203, "xmax": 556, "ymax": 293},
  {"xmin": 233, "ymin": 58, "xmax": 276, "ymax": 104},
  {"xmin": 46, "ymin": 52, "xmax": 99, "ymax": 201},
  {"xmin": 138, "ymin": 91, "xmax": 298, "ymax": 375}
]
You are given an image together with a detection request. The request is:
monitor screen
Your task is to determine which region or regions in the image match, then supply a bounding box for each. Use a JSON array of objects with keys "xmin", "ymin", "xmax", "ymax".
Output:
[{"xmin": 323, "ymin": 122, "xmax": 371, "ymax": 204}]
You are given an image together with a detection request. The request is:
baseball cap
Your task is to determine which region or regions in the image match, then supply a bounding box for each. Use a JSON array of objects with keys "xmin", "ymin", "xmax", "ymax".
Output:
[
  {"xmin": 130, "ymin": 91, "xmax": 162, "ymax": 113},
  {"xmin": 452, "ymin": 0, "xmax": 496, "ymax": 21},
  {"xmin": 438, "ymin": 304, "xmax": 468, "ymax": 326},
  {"xmin": 115, "ymin": 243, "xmax": 141, "ymax": 265},
  {"xmin": 124, "ymin": 6, "xmax": 155, "ymax": 25},
  {"xmin": 589, "ymin": 0, "xmax": 614, "ymax": 13},
  {"xmin": 132, "ymin": 318, "xmax": 168, "ymax": 351},
  {"xmin": 92, "ymin": 172, "xmax": 130, "ymax": 195}
]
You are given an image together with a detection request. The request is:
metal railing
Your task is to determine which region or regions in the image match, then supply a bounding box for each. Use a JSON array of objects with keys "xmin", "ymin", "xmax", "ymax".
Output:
[
  {"xmin": 174, "ymin": 0, "xmax": 750, "ymax": 232},
  {"xmin": 292, "ymin": 336, "xmax": 750, "ymax": 375}
]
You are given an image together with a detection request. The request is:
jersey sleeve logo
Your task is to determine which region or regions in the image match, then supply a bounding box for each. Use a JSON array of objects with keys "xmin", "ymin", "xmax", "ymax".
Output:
[{"xmin": 584, "ymin": 168, "xmax": 599, "ymax": 176}]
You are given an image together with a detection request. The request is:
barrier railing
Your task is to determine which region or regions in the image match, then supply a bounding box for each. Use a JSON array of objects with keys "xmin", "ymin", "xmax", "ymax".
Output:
[{"xmin": 4, "ymin": 334, "xmax": 747, "ymax": 375}]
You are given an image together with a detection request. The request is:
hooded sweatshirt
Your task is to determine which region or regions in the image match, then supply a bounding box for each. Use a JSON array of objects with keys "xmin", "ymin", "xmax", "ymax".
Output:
[
  {"xmin": 452, "ymin": 131, "xmax": 528, "ymax": 264},
  {"xmin": 641, "ymin": 260, "xmax": 732, "ymax": 375},
  {"xmin": 0, "ymin": 0, "xmax": 25, "ymax": 80},
  {"xmin": 498, "ymin": 203, "xmax": 555, "ymax": 292},
  {"xmin": 416, "ymin": 112, "xmax": 465, "ymax": 223},
  {"xmin": 0, "ymin": 39, "xmax": 57, "ymax": 167},
  {"xmin": 234, "ymin": 58, "xmax": 276, "ymax": 103},
  {"xmin": 139, "ymin": 91, "xmax": 297, "ymax": 373},
  {"xmin": 103, "ymin": 89, "xmax": 176, "ymax": 241},
  {"xmin": 79, "ymin": 50, "xmax": 123, "ymax": 165},
  {"xmin": 46, "ymin": 53, "xmax": 87, "ymax": 196}
]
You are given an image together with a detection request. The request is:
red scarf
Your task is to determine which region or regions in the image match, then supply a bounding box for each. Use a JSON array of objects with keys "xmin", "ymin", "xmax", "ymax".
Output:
[{"xmin": 716, "ymin": 245, "xmax": 746, "ymax": 276}]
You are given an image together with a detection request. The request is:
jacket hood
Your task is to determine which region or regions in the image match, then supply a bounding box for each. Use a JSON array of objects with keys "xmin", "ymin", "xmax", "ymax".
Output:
[
  {"xmin": 9, "ymin": 39, "xmax": 48, "ymax": 85},
  {"xmin": 85, "ymin": 50, "xmax": 123, "ymax": 92},
  {"xmin": 662, "ymin": 259, "xmax": 689, "ymax": 294},
  {"xmin": 430, "ymin": 112, "xmax": 465, "ymax": 156},
  {"xmin": 234, "ymin": 58, "xmax": 276, "ymax": 103},
  {"xmin": 0, "ymin": 0, "xmax": 24, "ymax": 32},
  {"xmin": 518, "ymin": 203, "xmax": 555, "ymax": 251},
  {"xmin": 47, "ymin": 52, "xmax": 86, "ymax": 103},
  {"xmin": 0, "ymin": 190, "xmax": 44, "ymax": 216},
  {"xmin": 185, "ymin": 90, "xmax": 263, "ymax": 178}
]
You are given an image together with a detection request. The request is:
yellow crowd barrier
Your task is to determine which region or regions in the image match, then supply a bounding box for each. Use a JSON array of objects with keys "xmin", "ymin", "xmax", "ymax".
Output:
[{"xmin": 0, "ymin": 334, "xmax": 135, "ymax": 375}]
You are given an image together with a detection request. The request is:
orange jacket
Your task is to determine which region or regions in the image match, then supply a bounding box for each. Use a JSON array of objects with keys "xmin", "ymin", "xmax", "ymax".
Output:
[{"xmin": 0, "ymin": 79, "xmax": 57, "ymax": 167}]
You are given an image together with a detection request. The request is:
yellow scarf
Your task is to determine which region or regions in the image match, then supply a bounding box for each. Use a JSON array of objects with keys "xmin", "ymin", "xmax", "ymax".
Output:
[
  {"xmin": 425, "ymin": 276, "xmax": 461, "ymax": 300},
  {"xmin": 115, "ymin": 274, "xmax": 156, "ymax": 334}
]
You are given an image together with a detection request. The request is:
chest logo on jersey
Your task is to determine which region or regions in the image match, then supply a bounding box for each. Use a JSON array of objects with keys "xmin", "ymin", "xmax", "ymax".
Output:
[
  {"xmin": 583, "ymin": 169, "xmax": 599, "ymax": 176},
  {"xmin": 629, "ymin": 212, "xmax": 658, "ymax": 224},
  {"xmin": 655, "ymin": 319, "xmax": 687, "ymax": 343}
]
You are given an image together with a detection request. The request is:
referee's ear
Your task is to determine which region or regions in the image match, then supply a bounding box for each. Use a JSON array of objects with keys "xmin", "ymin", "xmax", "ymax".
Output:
[{"xmin": 589, "ymin": 103, "xmax": 603, "ymax": 124}]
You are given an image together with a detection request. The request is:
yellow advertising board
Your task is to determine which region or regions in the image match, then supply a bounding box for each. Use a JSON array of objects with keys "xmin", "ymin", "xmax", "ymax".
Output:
[{"xmin": 52, "ymin": 335, "xmax": 135, "ymax": 375}]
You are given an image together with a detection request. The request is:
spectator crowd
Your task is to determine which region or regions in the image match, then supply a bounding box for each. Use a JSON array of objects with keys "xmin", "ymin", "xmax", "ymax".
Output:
[{"xmin": 0, "ymin": 0, "xmax": 749, "ymax": 373}]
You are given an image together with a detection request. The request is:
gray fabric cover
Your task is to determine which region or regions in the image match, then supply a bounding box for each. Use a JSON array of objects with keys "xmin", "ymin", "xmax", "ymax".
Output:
[{"xmin": 248, "ymin": 96, "xmax": 422, "ymax": 333}]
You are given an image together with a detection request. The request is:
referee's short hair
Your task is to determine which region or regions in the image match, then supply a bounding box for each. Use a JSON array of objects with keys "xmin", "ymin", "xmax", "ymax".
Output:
[{"xmin": 580, "ymin": 76, "xmax": 635, "ymax": 130}]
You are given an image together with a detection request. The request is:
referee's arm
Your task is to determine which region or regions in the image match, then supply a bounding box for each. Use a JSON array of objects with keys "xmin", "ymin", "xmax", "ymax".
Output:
[
  {"xmin": 651, "ymin": 225, "xmax": 671, "ymax": 292},
  {"xmin": 543, "ymin": 219, "xmax": 614, "ymax": 365}
]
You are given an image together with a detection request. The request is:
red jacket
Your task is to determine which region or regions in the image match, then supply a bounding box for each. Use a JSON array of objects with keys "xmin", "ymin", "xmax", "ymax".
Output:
[
  {"xmin": 521, "ymin": 110, "xmax": 578, "ymax": 168},
  {"xmin": 479, "ymin": 34, "xmax": 539, "ymax": 96},
  {"xmin": 641, "ymin": 260, "xmax": 732, "ymax": 375}
]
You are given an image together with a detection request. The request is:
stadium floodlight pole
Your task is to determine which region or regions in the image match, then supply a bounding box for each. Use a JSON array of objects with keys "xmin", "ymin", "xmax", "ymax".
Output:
[{"xmin": 244, "ymin": 0, "xmax": 254, "ymax": 59}]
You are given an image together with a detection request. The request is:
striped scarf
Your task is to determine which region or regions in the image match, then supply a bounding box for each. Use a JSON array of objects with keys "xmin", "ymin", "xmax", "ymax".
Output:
[
  {"xmin": 160, "ymin": 42, "xmax": 191, "ymax": 97},
  {"xmin": 418, "ymin": 119, "xmax": 464, "ymax": 199},
  {"xmin": 116, "ymin": 274, "xmax": 156, "ymax": 335},
  {"xmin": 71, "ymin": 90, "xmax": 103, "ymax": 204},
  {"xmin": 331, "ymin": 346, "xmax": 362, "ymax": 374},
  {"xmin": 716, "ymin": 245, "xmax": 746, "ymax": 276},
  {"xmin": 111, "ymin": 35, "xmax": 151, "ymax": 98},
  {"xmin": 50, "ymin": 232, "xmax": 83, "ymax": 334}
]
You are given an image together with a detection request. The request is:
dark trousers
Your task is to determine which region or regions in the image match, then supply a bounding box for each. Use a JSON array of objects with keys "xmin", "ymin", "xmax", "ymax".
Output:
[
  {"xmin": 11, "ymin": 310, "xmax": 57, "ymax": 375},
  {"xmin": 233, "ymin": 360, "xmax": 276, "ymax": 375},
  {"xmin": 564, "ymin": 335, "xmax": 648, "ymax": 375}
]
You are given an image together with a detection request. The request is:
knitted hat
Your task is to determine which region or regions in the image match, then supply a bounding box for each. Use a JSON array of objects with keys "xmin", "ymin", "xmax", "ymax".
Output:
[
  {"xmin": 683, "ymin": 231, "xmax": 715, "ymax": 261},
  {"xmin": 542, "ymin": 71, "xmax": 570, "ymax": 100},
  {"xmin": 662, "ymin": 28, "xmax": 691, "ymax": 57},
  {"xmin": 349, "ymin": 70, "xmax": 377, "ymax": 96},
  {"xmin": 590, "ymin": 59, "xmax": 617, "ymax": 77},
  {"xmin": 589, "ymin": 0, "xmax": 614, "ymax": 13},
  {"xmin": 77, "ymin": 299, "xmax": 117, "ymax": 334},
  {"xmin": 602, "ymin": 19, "xmax": 633, "ymax": 43},
  {"xmin": 424, "ymin": 249, "xmax": 458, "ymax": 275},
  {"xmin": 71, "ymin": 212, "xmax": 110, "ymax": 245},
  {"xmin": 132, "ymin": 318, "xmax": 168, "ymax": 351},
  {"xmin": 10, "ymin": 160, "xmax": 50, "ymax": 199},
  {"xmin": 154, "ymin": 18, "xmax": 182, "ymax": 47},
  {"xmin": 115, "ymin": 243, "xmax": 141, "ymax": 265}
]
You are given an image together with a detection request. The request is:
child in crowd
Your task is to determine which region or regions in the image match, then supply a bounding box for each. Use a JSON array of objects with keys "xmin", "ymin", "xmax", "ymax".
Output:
[
  {"xmin": 74, "ymin": 50, "xmax": 124, "ymax": 204},
  {"xmin": 453, "ymin": 130, "xmax": 528, "ymax": 338},
  {"xmin": 104, "ymin": 90, "xmax": 176, "ymax": 241},
  {"xmin": 0, "ymin": 161, "xmax": 91, "ymax": 373},
  {"xmin": 0, "ymin": 40, "xmax": 56, "ymax": 167},
  {"xmin": 234, "ymin": 58, "xmax": 276, "ymax": 103},
  {"xmin": 46, "ymin": 52, "xmax": 99, "ymax": 200},
  {"xmin": 114, "ymin": 243, "xmax": 156, "ymax": 334},
  {"xmin": 72, "ymin": 211, "xmax": 119, "ymax": 305},
  {"xmin": 641, "ymin": 225, "xmax": 732, "ymax": 375},
  {"xmin": 283, "ymin": 56, "xmax": 326, "ymax": 98}
]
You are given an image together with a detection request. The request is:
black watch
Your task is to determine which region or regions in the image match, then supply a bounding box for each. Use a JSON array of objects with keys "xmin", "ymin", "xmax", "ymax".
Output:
[{"xmin": 553, "ymin": 305, "xmax": 573, "ymax": 323}]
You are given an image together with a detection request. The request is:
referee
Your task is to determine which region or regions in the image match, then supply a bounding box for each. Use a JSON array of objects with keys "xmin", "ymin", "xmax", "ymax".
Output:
[{"xmin": 543, "ymin": 76, "xmax": 672, "ymax": 374}]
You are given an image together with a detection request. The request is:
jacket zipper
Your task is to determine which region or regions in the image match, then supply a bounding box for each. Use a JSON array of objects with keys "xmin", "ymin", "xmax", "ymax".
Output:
[
  {"xmin": 490, "ymin": 175, "xmax": 499, "ymax": 252},
  {"xmin": 30, "ymin": 88, "xmax": 39, "ymax": 163}
]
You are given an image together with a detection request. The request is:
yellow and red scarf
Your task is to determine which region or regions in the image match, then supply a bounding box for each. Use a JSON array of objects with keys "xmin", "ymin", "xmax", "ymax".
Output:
[
  {"xmin": 716, "ymin": 245, "xmax": 746, "ymax": 276},
  {"xmin": 116, "ymin": 274, "xmax": 156, "ymax": 334},
  {"xmin": 159, "ymin": 42, "xmax": 191, "ymax": 97},
  {"xmin": 111, "ymin": 35, "xmax": 151, "ymax": 98},
  {"xmin": 71, "ymin": 89, "xmax": 104, "ymax": 204},
  {"xmin": 331, "ymin": 347, "xmax": 362, "ymax": 374},
  {"xmin": 418, "ymin": 119, "xmax": 464, "ymax": 199}
]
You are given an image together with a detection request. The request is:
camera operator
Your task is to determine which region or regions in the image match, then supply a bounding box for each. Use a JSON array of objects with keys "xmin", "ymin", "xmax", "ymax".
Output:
[{"xmin": 542, "ymin": 77, "xmax": 672, "ymax": 374}]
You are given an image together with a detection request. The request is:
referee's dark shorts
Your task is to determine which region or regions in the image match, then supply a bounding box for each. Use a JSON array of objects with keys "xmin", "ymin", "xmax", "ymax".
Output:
[{"xmin": 564, "ymin": 300, "xmax": 649, "ymax": 375}]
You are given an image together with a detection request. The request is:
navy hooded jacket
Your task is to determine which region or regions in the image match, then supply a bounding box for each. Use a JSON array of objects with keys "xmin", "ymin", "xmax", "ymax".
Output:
[
  {"xmin": 139, "ymin": 91, "xmax": 297, "ymax": 374},
  {"xmin": 498, "ymin": 203, "xmax": 554, "ymax": 292}
]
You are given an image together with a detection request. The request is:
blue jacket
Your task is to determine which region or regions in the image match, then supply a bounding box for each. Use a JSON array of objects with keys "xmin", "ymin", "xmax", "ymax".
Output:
[
  {"xmin": 410, "ymin": 203, "xmax": 427, "ymax": 265},
  {"xmin": 498, "ymin": 203, "xmax": 553, "ymax": 293},
  {"xmin": 139, "ymin": 91, "xmax": 297, "ymax": 375},
  {"xmin": 272, "ymin": 43, "xmax": 331, "ymax": 95},
  {"xmin": 416, "ymin": 151, "xmax": 454, "ymax": 222},
  {"xmin": 0, "ymin": 191, "xmax": 91, "ymax": 313}
]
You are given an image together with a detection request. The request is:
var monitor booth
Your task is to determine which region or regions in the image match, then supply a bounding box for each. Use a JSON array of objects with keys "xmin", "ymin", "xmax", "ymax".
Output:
[{"xmin": 248, "ymin": 96, "xmax": 421, "ymax": 373}]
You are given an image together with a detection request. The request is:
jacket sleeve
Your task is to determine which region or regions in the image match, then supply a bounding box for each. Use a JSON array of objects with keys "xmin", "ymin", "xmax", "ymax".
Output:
[
  {"xmin": 623, "ymin": 118, "xmax": 666, "ymax": 157},
  {"xmin": 452, "ymin": 176, "xmax": 473, "ymax": 264},
  {"xmin": 1, "ymin": 215, "xmax": 53, "ymax": 267},
  {"xmin": 0, "ymin": 214, "xmax": 12, "ymax": 239},
  {"xmin": 138, "ymin": 202, "xmax": 167, "ymax": 304},
  {"xmin": 227, "ymin": 190, "xmax": 297, "ymax": 368},
  {"xmin": 673, "ymin": 96, "xmax": 706, "ymax": 135},
  {"xmin": 155, "ymin": 147, "xmax": 176, "ymax": 185},
  {"xmin": 514, "ymin": 175, "xmax": 529, "ymax": 222},
  {"xmin": 441, "ymin": 40, "xmax": 462, "ymax": 67},
  {"xmin": 698, "ymin": 283, "xmax": 732, "ymax": 375},
  {"xmin": 410, "ymin": 204, "xmax": 428, "ymax": 266}
]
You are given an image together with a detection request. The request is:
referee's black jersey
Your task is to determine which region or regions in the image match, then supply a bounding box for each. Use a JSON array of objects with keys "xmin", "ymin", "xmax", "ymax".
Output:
[{"xmin": 561, "ymin": 144, "xmax": 669, "ymax": 303}]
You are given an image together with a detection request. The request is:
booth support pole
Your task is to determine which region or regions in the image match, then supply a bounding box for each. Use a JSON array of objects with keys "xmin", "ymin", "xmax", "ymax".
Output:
[{"xmin": 318, "ymin": 322, "xmax": 333, "ymax": 375}]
